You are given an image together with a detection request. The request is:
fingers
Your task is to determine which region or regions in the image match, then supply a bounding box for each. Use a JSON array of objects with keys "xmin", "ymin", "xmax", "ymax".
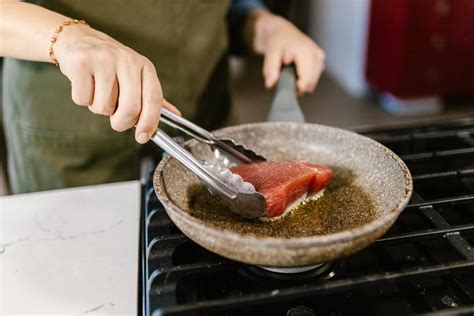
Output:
[
  {"xmin": 57, "ymin": 29, "xmax": 179, "ymax": 141},
  {"xmin": 263, "ymin": 46, "xmax": 325, "ymax": 94},
  {"xmin": 294, "ymin": 52, "xmax": 317, "ymax": 95},
  {"xmin": 282, "ymin": 50, "xmax": 294, "ymax": 65},
  {"xmin": 294, "ymin": 47, "xmax": 325, "ymax": 95},
  {"xmin": 88, "ymin": 69, "xmax": 118, "ymax": 116},
  {"xmin": 264, "ymin": 50, "xmax": 325, "ymax": 95},
  {"xmin": 135, "ymin": 63, "xmax": 163, "ymax": 144},
  {"xmin": 162, "ymin": 99, "xmax": 181, "ymax": 116},
  {"xmin": 70, "ymin": 71, "xmax": 94, "ymax": 106},
  {"xmin": 110, "ymin": 64, "xmax": 142, "ymax": 132},
  {"xmin": 262, "ymin": 48, "xmax": 283, "ymax": 89},
  {"xmin": 63, "ymin": 42, "xmax": 179, "ymax": 143}
]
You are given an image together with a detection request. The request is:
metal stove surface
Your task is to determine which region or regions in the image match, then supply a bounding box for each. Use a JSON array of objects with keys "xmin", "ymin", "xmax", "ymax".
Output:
[{"xmin": 139, "ymin": 118, "xmax": 474, "ymax": 316}]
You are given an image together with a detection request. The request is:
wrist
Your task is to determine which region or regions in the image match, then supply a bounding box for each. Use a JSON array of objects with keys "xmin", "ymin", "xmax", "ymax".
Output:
[{"xmin": 50, "ymin": 20, "xmax": 90, "ymax": 65}]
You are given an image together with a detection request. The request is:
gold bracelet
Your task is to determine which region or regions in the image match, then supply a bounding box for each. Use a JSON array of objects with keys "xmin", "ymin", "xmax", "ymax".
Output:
[{"xmin": 49, "ymin": 19, "xmax": 88, "ymax": 66}]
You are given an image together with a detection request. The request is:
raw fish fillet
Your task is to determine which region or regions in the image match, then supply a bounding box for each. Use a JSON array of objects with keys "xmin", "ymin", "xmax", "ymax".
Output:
[{"xmin": 230, "ymin": 161, "xmax": 333, "ymax": 219}]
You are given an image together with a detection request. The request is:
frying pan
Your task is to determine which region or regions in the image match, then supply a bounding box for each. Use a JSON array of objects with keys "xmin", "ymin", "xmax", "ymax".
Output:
[{"xmin": 153, "ymin": 69, "xmax": 413, "ymax": 268}]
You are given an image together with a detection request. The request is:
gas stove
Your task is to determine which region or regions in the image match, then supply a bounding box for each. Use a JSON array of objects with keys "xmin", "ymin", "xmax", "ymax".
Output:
[{"xmin": 139, "ymin": 118, "xmax": 474, "ymax": 315}]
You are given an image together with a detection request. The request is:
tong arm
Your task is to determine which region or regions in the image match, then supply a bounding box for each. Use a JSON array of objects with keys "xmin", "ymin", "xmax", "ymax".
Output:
[
  {"xmin": 151, "ymin": 129, "xmax": 236, "ymax": 199},
  {"xmin": 150, "ymin": 128, "xmax": 266, "ymax": 219},
  {"xmin": 160, "ymin": 108, "xmax": 259, "ymax": 164},
  {"xmin": 160, "ymin": 108, "xmax": 215, "ymax": 145}
]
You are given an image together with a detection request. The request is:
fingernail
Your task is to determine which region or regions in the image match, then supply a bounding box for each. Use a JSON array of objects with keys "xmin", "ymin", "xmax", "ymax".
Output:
[{"xmin": 137, "ymin": 132, "xmax": 149, "ymax": 144}]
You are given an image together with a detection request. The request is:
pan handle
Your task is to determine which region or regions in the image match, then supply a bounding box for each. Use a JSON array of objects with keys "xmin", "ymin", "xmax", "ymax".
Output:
[{"xmin": 266, "ymin": 65, "xmax": 305, "ymax": 123}]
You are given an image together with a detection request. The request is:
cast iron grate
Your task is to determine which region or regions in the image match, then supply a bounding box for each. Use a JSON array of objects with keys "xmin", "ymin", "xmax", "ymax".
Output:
[{"xmin": 140, "ymin": 118, "xmax": 474, "ymax": 316}]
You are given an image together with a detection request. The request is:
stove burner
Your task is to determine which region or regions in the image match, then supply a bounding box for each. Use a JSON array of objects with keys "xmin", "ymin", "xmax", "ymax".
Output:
[
  {"xmin": 259, "ymin": 264, "xmax": 325, "ymax": 274},
  {"xmin": 247, "ymin": 260, "xmax": 345, "ymax": 282}
]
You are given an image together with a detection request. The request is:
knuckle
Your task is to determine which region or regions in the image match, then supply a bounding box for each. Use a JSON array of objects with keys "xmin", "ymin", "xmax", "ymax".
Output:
[
  {"xmin": 151, "ymin": 94, "xmax": 163, "ymax": 105},
  {"xmin": 300, "ymin": 83, "xmax": 309, "ymax": 92},
  {"xmin": 138, "ymin": 121, "xmax": 157, "ymax": 134},
  {"xmin": 88, "ymin": 105, "xmax": 101, "ymax": 115},
  {"xmin": 110, "ymin": 121, "xmax": 123, "ymax": 132},
  {"xmin": 141, "ymin": 112, "xmax": 160, "ymax": 129},
  {"xmin": 266, "ymin": 42, "xmax": 280, "ymax": 54},
  {"xmin": 71, "ymin": 94, "xmax": 89, "ymax": 106},
  {"xmin": 297, "ymin": 81, "xmax": 307, "ymax": 91},
  {"xmin": 117, "ymin": 99, "xmax": 140, "ymax": 115},
  {"xmin": 110, "ymin": 118, "xmax": 128, "ymax": 132},
  {"xmin": 102, "ymin": 107, "xmax": 115, "ymax": 116},
  {"xmin": 119, "ymin": 49, "xmax": 140, "ymax": 66},
  {"xmin": 71, "ymin": 83, "xmax": 92, "ymax": 106},
  {"xmin": 72, "ymin": 49, "xmax": 90, "ymax": 68},
  {"xmin": 143, "ymin": 60, "xmax": 157, "ymax": 75},
  {"xmin": 89, "ymin": 104, "xmax": 113, "ymax": 116},
  {"xmin": 144, "ymin": 91, "xmax": 163, "ymax": 105},
  {"xmin": 113, "ymin": 105, "xmax": 140, "ymax": 126},
  {"xmin": 125, "ymin": 104, "xmax": 141, "ymax": 118},
  {"xmin": 96, "ymin": 48, "xmax": 114, "ymax": 63},
  {"xmin": 142, "ymin": 57, "xmax": 155, "ymax": 68}
]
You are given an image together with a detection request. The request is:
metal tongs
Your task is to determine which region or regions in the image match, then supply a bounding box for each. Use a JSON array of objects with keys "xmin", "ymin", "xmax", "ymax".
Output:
[
  {"xmin": 150, "ymin": 66, "xmax": 302, "ymax": 219},
  {"xmin": 151, "ymin": 110, "xmax": 266, "ymax": 219},
  {"xmin": 159, "ymin": 109, "xmax": 266, "ymax": 166}
]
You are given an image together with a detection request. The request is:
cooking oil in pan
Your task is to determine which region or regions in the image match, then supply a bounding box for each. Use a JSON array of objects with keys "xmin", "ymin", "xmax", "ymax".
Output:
[{"xmin": 186, "ymin": 166, "xmax": 378, "ymax": 239}]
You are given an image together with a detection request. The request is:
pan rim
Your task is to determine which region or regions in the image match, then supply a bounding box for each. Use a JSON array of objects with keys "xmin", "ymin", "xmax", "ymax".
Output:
[{"xmin": 154, "ymin": 122, "xmax": 413, "ymax": 248}]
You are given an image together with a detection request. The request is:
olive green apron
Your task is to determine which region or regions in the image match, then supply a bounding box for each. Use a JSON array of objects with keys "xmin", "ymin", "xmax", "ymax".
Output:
[{"xmin": 3, "ymin": 0, "xmax": 232, "ymax": 194}]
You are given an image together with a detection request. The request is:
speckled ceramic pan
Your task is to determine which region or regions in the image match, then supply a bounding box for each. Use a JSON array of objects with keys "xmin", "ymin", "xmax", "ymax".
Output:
[{"xmin": 153, "ymin": 122, "xmax": 412, "ymax": 267}]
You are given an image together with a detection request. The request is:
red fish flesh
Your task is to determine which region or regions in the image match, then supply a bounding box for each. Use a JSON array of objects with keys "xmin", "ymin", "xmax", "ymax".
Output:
[{"xmin": 230, "ymin": 161, "xmax": 333, "ymax": 219}]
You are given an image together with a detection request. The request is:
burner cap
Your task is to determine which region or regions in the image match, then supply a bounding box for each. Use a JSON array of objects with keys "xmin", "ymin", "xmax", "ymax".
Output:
[
  {"xmin": 259, "ymin": 264, "xmax": 325, "ymax": 274},
  {"xmin": 244, "ymin": 261, "xmax": 345, "ymax": 282}
]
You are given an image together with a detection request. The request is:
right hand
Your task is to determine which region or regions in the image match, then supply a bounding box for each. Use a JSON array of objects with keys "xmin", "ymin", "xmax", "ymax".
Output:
[{"xmin": 54, "ymin": 24, "xmax": 180, "ymax": 144}]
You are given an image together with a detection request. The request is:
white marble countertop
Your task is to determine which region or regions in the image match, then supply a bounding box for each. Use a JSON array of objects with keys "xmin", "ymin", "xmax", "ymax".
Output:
[{"xmin": 0, "ymin": 181, "xmax": 140, "ymax": 315}]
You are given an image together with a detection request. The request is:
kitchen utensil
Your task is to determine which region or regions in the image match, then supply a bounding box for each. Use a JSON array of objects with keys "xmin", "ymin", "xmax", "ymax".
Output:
[
  {"xmin": 159, "ymin": 108, "xmax": 266, "ymax": 165},
  {"xmin": 149, "ymin": 129, "xmax": 266, "ymax": 219}
]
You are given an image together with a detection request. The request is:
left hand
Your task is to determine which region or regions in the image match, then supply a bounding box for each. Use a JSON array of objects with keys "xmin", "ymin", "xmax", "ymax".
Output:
[{"xmin": 251, "ymin": 11, "xmax": 326, "ymax": 95}]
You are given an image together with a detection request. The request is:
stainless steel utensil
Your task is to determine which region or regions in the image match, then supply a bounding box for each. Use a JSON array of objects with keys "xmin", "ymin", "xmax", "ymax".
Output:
[
  {"xmin": 160, "ymin": 108, "xmax": 266, "ymax": 166},
  {"xmin": 150, "ymin": 128, "xmax": 266, "ymax": 219}
]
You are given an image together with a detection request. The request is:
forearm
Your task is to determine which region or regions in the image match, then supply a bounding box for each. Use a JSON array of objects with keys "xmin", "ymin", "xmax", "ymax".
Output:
[{"xmin": 0, "ymin": 0, "xmax": 69, "ymax": 62}]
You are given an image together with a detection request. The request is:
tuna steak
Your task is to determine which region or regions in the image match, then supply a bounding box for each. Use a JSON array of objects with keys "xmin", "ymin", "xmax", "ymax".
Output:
[{"xmin": 230, "ymin": 161, "xmax": 333, "ymax": 218}]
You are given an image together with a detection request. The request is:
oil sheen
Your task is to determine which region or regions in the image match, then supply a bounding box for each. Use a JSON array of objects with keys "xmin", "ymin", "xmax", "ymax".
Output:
[{"xmin": 186, "ymin": 168, "xmax": 378, "ymax": 239}]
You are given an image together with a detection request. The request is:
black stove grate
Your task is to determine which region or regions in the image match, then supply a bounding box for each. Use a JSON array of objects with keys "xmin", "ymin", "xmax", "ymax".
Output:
[{"xmin": 139, "ymin": 118, "xmax": 474, "ymax": 316}]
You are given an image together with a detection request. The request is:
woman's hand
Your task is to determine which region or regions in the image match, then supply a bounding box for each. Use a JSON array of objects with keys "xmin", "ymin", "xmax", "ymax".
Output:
[
  {"xmin": 246, "ymin": 10, "xmax": 325, "ymax": 95},
  {"xmin": 54, "ymin": 25, "xmax": 179, "ymax": 143}
]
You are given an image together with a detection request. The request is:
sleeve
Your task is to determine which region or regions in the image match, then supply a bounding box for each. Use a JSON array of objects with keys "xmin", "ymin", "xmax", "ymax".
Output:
[{"xmin": 228, "ymin": 0, "xmax": 266, "ymax": 55}]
